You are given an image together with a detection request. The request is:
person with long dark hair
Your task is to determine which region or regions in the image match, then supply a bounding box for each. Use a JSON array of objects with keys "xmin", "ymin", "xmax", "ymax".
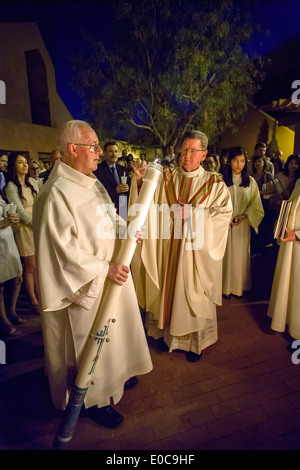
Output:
[
  {"xmin": 269, "ymin": 154, "xmax": 300, "ymax": 217},
  {"xmin": 5, "ymin": 152, "xmax": 40, "ymax": 313},
  {"xmin": 271, "ymin": 150, "xmax": 285, "ymax": 175},
  {"xmin": 219, "ymin": 150, "xmax": 230, "ymax": 176},
  {"xmin": 276, "ymin": 154, "xmax": 300, "ymax": 199},
  {"xmin": 222, "ymin": 147, "xmax": 264, "ymax": 297}
]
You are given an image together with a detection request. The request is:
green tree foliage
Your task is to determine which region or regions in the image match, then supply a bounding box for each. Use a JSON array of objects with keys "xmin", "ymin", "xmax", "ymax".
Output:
[{"xmin": 71, "ymin": 0, "xmax": 263, "ymax": 153}]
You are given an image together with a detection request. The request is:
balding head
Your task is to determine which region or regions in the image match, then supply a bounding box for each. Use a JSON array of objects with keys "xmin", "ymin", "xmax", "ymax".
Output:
[
  {"xmin": 57, "ymin": 120, "xmax": 102, "ymax": 175},
  {"xmin": 57, "ymin": 120, "xmax": 92, "ymax": 157}
]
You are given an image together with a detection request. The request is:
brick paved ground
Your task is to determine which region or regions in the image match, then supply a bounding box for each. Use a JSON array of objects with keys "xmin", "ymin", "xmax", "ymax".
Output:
[{"xmin": 1, "ymin": 245, "xmax": 300, "ymax": 451}]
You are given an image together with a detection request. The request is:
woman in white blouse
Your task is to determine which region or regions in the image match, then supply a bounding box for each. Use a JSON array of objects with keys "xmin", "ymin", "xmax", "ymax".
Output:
[
  {"xmin": 5, "ymin": 152, "xmax": 40, "ymax": 313},
  {"xmin": 0, "ymin": 194, "xmax": 24, "ymax": 336}
]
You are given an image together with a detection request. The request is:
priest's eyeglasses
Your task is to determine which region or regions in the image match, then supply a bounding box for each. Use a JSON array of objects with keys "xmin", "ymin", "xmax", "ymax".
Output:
[
  {"xmin": 74, "ymin": 143, "xmax": 101, "ymax": 152},
  {"xmin": 181, "ymin": 148, "xmax": 206, "ymax": 155}
]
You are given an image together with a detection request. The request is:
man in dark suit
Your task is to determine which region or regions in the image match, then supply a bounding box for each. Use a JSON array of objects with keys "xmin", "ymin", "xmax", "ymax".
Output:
[
  {"xmin": 93, "ymin": 141, "xmax": 131, "ymax": 219},
  {"xmin": 0, "ymin": 151, "xmax": 8, "ymax": 199}
]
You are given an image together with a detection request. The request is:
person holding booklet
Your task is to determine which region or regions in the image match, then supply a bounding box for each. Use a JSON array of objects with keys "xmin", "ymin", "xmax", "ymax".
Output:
[
  {"xmin": 222, "ymin": 147, "xmax": 264, "ymax": 297},
  {"xmin": 273, "ymin": 200, "xmax": 293, "ymax": 240},
  {"xmin": 267, "ymin": 179, "xmax": 300, "ymax": 339}
]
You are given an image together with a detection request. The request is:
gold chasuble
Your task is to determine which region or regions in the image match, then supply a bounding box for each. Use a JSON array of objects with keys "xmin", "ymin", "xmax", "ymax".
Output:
[{"xmin": 129, "ymin": 165, "xmax": 232, "ymax": 354}]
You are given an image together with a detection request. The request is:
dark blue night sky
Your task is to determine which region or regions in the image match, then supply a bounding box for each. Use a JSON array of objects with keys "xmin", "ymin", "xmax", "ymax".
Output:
[{"xmin": 1, "ymin": 0, "xmax": 300, "ymax": 118}]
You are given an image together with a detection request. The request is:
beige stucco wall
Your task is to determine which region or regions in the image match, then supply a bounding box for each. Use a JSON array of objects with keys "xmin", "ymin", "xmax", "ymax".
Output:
[
  {"xmin": 221, "ymin": 102, "xmax": 295, "ymax": 159},
  {"xmin": 0, "ymin": 22, "xmax": 72, "ymax": 159},
  {"xmin": 0, "ymin": 118, "xmax": 58, "ymax": 160}
]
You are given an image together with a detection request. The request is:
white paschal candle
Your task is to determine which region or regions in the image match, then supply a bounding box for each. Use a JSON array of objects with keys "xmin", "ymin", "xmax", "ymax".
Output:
[
  {"xmin": 116, "ymin": 162, "xmax": 163, "ymax": 265},
  {"xmin": 75, "ymin": 161, "xmax": 163, "ymax": 388}
]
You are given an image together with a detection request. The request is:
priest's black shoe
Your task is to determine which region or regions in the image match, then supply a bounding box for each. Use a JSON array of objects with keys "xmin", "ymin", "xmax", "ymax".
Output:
[
  {"xmin": 186, "ymin": 351, "xmax": 202, "ymax": 362},
  {"xmin": 124, "ymin": 376, "xmax": 138, "ymax": 390},
  {"xmin": 157, "ymin": 337, "xmax": 169, "ymax": 352},
  {"xmin": 88, "ymin": 405, "xmax": 123, "ymax": 428}
]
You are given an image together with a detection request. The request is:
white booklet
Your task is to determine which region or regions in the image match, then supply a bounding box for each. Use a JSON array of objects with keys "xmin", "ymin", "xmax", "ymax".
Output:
[{"xmin": 274, "ymin": 200, "xmax": 292, "ymax": 240}]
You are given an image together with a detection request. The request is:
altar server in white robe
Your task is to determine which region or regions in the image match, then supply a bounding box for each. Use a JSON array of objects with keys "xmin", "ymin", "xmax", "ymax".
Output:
[
  {"xmin": 32, "ymin": 120, "xmax": 152, "ymax": 429},
  {"xmin": 267, "ymin": 179, "xmax": 300, "ymax": 339},
  {"xmin": 129, "ymin": 130, "xmax": 232, "ymax": 362},
  {"xmin": 222, "ymin": 147, "xmax": 264, "ymax": 297}
]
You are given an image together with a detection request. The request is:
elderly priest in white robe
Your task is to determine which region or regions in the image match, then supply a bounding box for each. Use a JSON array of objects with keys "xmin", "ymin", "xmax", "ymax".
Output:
[
  {"xmin": 32, "ymin": 120, "xmax": 152, "ymax": 429},
  {"xmin": 129, "ymin": 130, "xmax": 233, "ymax": 362}
]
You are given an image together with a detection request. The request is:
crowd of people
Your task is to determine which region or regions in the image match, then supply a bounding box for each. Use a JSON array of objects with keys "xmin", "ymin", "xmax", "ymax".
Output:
[
  {"xmin": 0, "ymin": 123, "xmax": 299, "ymax": 431},
  {"xmin": 0, "ymin": 149, "xmax": 62, "ymax": 336}
]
